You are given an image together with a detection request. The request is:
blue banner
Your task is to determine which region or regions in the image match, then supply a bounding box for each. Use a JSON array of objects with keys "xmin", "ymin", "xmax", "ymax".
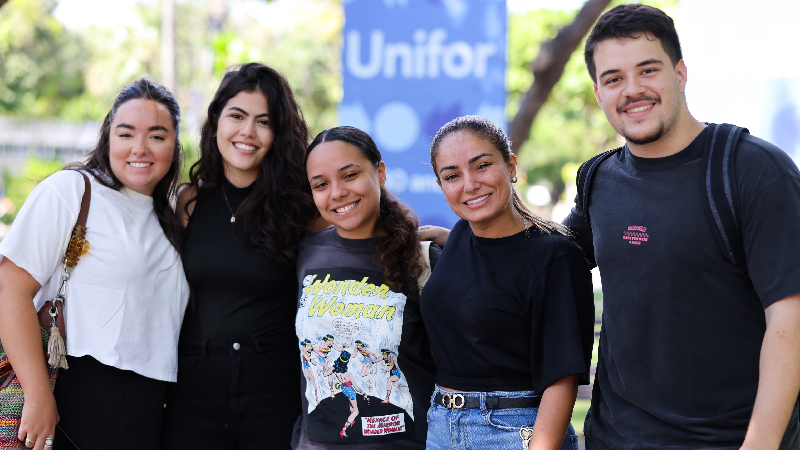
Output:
[{"xmin": 340, "ymin": 0, "xmax": 507, "ymax": 227}]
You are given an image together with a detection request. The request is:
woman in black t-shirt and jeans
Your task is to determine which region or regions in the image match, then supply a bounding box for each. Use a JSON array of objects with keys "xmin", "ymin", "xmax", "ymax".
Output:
[{"xmin": 422, "ymin": 116, "xmax": 595, "ymax": 450}]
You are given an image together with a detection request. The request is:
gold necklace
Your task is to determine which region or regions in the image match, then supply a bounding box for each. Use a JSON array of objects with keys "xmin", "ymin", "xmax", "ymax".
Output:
[{"xmin": 221, "ymin": 183, "xmax": 240, "ymax": 223}]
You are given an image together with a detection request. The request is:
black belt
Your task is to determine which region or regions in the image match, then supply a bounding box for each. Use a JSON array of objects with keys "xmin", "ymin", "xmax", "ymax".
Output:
[{"xmin": 435, "ymin": 392, "xmax": 541, "ymax": 409}]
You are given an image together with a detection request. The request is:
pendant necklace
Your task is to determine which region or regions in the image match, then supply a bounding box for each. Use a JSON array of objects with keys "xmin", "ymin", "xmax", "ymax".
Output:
[{"xmin": 221, "ymin": 183, "xmax": 240, "ymax": 223}]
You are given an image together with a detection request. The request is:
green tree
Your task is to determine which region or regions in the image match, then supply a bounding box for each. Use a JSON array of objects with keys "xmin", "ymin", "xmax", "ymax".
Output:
[
  {"xmin": 508, "ymin": 0, "xmax": 679, "ymax": 201},
  {"xmin": 0, "ymin": 0, "xmax": 97, "ymax": 120},
  {"xmin": 2, "ymin": 158, "xmax": 64, "ymax": 224}
]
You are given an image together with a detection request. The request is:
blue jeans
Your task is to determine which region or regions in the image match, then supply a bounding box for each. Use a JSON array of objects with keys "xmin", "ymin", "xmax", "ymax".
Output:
[{"xmin": 426, "ymin": 386, "xmax": 579, "ymax": 450}]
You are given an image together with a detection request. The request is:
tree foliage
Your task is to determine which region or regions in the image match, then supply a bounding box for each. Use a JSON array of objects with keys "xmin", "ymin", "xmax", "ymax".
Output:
[
  {"xmin": 2, "ymin": 158, "xmax": 64, "ymax": 224},
  {"xmin": 0, "ymin": 0, "xmax": 93, "ymax": 120},
  {"xmin": 0, "ymin": 0, "xmax": 682, "ymax": 206},
  {"xmin": 508, "ymin": 0, "xmax": 679, "ymax": 201}
]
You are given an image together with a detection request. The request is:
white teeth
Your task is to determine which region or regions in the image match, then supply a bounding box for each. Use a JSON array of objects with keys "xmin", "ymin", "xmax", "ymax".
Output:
[
  {"xmin": 234, "ymin": 143, "xmax": 256, "ymax": 151},
  {"xmin": 336, "ymin": 202, "xmax": 357, "ymax": 214},
  {"xmin": 466, "ymin": 194, "xmax": 489, "ymax": 205},
  {"xmin": 627, "ymin": 104, "xmax": 653, "ymax": 113},
  {"xmin": 129, "ymin": 162, "xmax": 152, "ymax": 168}
]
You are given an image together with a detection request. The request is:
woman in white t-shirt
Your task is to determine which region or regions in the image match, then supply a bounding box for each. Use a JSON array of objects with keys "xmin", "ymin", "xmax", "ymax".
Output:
[{"xmin": 0, "ymin": 79, "xmax": 190, "ymax": 450}]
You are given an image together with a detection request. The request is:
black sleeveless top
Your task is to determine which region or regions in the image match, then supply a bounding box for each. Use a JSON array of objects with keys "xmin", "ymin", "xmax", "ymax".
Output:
[{"xmin": 179, "ymin": 177, "xmax": 297, "ymax": 344}]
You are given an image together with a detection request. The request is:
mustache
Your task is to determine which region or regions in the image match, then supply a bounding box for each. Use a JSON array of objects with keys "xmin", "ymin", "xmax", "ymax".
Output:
[{"xmin": 617, "ymin": 95, "xmax": 661, "ymax": 113}]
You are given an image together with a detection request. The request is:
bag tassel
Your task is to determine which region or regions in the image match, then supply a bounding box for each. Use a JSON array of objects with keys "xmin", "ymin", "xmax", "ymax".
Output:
[{"xmin": 47, "ymin": 327, "xmax": 69, "ymax": 370}]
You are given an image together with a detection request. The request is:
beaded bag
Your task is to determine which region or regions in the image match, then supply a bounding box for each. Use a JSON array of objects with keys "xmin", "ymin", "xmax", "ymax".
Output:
[{"xmin": 0, "ymin": 172, "xmax": 90, "ymax": 449}]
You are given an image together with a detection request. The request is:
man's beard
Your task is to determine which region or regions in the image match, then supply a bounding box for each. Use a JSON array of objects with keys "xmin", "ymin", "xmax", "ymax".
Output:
[{"xmin": 624, "ymin": 119, "xmax": 667, "ymax": 146}]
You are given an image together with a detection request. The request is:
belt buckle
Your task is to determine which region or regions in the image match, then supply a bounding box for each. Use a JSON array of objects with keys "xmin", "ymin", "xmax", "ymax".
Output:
[{"xmin": 441, "ymin": 393, "xmax": 465, "ymax": 409}]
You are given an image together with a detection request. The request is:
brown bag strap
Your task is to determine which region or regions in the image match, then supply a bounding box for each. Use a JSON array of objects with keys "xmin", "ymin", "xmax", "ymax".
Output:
[
  {"xmin": 37, "ymin": 171, "xmax": 92, "ymax": 337},
  {"xmin": 76, "ymin": 172, "xmax": 91, "ymax": 227}
]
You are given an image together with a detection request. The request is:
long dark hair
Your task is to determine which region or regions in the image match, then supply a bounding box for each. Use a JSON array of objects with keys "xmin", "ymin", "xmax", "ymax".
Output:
[
  {"xmin": 69, "ymin": 78, "xmax": 184, "ymax": 251},
  {"xmin": 430, "ymin": 115, "xmax": 570, "ymax": 237},
  {"xmin": 188, "ymin": 63, "xmax": 317, "ymax": 265},
  {"xmin": 306, "ymin": 126, "xmax": 425, "ymax": 293}
]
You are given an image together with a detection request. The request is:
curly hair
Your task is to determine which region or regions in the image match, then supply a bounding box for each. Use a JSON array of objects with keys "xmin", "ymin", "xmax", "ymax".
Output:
[
  {"xmin": 306, "ymin": 126, "xmax": 426, "ymax": 293},
  {"xmin": 584, "ymin": 4, "xmax": 682, "ymax": 83},
  {"xmin": 187, "ymin": 63, "xmax": 317, "ymax": 265},
  {"xmin": 332, "ymin": 350, "xmax": 351, "ymax": 373},
  {"xmin": 69, "ymin": 78, "xmax": 184, "ymax": 252},
  {"xmin": 430, "ymin": 115, "xmax": 571, "ymax": 238}
]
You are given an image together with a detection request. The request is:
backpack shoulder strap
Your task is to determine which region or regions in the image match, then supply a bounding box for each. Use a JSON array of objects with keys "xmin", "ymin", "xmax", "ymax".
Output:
[
  {"xmin": 575, "ymin": 146, "xmax": 624, "ymax": 224},
  {"xmin": 701, "ymin": 122, "xmax": 750, "ymax": 280}
]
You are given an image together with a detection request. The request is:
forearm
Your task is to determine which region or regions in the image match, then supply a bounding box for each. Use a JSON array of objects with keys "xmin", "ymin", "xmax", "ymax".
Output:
[
  {"xmin": 529, "ymin": 374, "xmax": 579, "ymax": 450},
  {"xmin": 742, "ymin": 294, "xmax": 800, "ymax": 450},
  {"xmin": 0, "ymin": 292, "xmax": 53, "ymax": 399},
  {"xmin": 0, "ymin": 260, "xmax": 52, "ymax": 401}
]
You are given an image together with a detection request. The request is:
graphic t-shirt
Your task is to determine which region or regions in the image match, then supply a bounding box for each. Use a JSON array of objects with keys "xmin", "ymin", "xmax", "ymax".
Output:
[{"xmin": 293, "ymin": 227, "xmax": 438, "ymax": 449}]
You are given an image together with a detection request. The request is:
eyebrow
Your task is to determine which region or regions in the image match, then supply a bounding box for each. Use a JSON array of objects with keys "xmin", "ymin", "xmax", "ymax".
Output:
[
  {"xmin": 115, "ymin": 123, "xmax": 169, "ymax": 133},
  {"xmin": 228, "ymin": 106, "xmax": 269, "ymax": 119},
  {"xmin": 438, "ymin": 153, "xmax": 494, "ymax": 174},
  {"xmin": 309, "ymin": 164, "xmax": 361, "ymax": 181},
  {"xmin": 598, "ymin": 58, "xmax": 665, "ymax": 81}
]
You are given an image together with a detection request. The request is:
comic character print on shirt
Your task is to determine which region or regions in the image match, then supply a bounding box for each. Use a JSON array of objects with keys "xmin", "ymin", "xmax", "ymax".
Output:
[
  {"xmin": 296, "ymin": 267, "xmax": 415, "ymax": 445},
  {"xmin": 300, "ymin": 339, "xmax": 319, "ymax": 405}
]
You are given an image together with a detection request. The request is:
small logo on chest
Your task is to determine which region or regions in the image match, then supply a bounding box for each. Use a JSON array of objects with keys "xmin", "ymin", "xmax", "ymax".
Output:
[{"xmin": 623, "ymin": 225, "xmax": 649, "ymax": 246}]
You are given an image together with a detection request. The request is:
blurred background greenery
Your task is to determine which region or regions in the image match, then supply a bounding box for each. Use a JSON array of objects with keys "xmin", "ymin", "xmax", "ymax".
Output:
[{"xmin": 0, "ymin": 0, "xmax": 676, "ymax": 224}]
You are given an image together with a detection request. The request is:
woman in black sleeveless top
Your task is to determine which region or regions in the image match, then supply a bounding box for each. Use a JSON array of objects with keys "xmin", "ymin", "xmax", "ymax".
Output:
[{"xmin": 161, "ymin": 63, "xmax": 322, "ymax": 449}]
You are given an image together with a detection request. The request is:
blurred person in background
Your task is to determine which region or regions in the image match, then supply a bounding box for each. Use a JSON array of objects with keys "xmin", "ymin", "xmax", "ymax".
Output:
[{"xmin": 566, "ymin": 4, "xmax": 800, "ymax": 449}]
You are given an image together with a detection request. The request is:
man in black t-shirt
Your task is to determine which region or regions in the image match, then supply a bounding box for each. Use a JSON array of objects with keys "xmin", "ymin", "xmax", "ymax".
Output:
[{"xmin": 564, "ymin": 4, "xmax": 800, "ymax": 449}]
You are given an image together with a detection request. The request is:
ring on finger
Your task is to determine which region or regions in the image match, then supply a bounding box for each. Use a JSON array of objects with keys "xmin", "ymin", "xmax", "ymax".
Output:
[
  {"xmin": 44, "ymin": 437, "xmax": 54, "ymax": 448},
  {"xmin": 25, "ymin": 439, "xmax": 34, "ymax": 444}
]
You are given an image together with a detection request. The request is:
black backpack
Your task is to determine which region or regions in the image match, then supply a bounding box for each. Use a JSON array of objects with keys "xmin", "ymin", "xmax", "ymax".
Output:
[{"xmin": 573, "ymin": 123, "xmax": 751, "ymax": 280}]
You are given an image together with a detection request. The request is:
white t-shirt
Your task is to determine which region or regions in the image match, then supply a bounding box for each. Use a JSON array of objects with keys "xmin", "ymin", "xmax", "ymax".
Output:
[{"xmin": 0, "ymin": 170, "xmax": 190, "ymax": 382}]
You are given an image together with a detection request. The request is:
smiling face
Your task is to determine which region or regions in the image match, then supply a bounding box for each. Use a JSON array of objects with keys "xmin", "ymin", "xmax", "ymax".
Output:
[
  {"xmin": 434, "ymin": 131, "xmax": 518, "ymax": 237},
  {"xmin": 215, "ymin": 90, "xmax": 274, "ymax": 187},
  {"xmin": 592, "ymin": 34, "xmax": 687, "ymax": 151},
  {"xmin": 306, "ymin": 140, "xmax": 386, "ymax": 240},
  {"xmin": 109, "ymin": 98, "xmax": 176, "ymax": 196}
]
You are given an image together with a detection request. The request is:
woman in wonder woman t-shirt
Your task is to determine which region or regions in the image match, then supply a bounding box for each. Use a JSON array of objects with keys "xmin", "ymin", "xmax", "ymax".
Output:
[{"xmin": 293, "ymin": 126, "xmax": 439, "ymax": 449}]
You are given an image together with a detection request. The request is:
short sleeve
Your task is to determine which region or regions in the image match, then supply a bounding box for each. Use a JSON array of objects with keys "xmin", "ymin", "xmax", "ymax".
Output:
[
  {"xmin": 0, "ymin": 171, "xmax": 85, "ymax": 286},
  {"xmin": 733, "ymin": 137, "xmax": 800, "ymax": 308},
  {"xmin": 531, "ymin": 253, "xmax": 595, "ymax": 392},
  {"xmin": 428, "ymin": 243, "xmax": 442, "ymax": 271},
  {"xmin": 739, "ymin": 174, "xmax": 800, "ymax": 308}
]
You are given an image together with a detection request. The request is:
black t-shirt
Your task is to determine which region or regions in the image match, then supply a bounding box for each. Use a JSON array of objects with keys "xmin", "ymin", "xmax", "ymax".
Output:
[
  {"xmin": 420, "ymin": 219, "xmax": 595, "ymax": 393},
  {"xmin": 293, "ymin": 227, "xmax": 439, "ymax": 449},
  {"xmin": 567, "ymin": 128, "xmax": 800, "ymax": 449},
  {"xmin": 180, "ymin": 178, "xmax": 297, "ymax": 343}
]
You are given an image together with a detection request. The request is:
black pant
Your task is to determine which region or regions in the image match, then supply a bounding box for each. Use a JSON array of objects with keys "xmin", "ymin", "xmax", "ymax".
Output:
[
  {"xmin": 53, "ymin": 355, "xmax": 167, "ymax": 450},
  {"xmin": 161, "ymin": 339, "xmax": 302, "ymax": 449}
]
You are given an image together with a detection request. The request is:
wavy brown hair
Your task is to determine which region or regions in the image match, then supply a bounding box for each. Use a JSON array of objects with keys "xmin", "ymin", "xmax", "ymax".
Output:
[
  {"xmin": 188, "ymin": 63, "xmax": 317, "ymax": 265},
  {"xmin": 306, "ymin": 126, "xmax": 425, "ymax": 293},
  {"xmin": 68, "ymin": 78, "xmax": 184, "ymax": 252}
]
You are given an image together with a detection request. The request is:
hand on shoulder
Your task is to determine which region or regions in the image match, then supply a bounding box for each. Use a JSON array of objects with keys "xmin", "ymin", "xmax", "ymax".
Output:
[{"xmin": 419, "ymin": 225, "xmax": 450, "ymax": 248}]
